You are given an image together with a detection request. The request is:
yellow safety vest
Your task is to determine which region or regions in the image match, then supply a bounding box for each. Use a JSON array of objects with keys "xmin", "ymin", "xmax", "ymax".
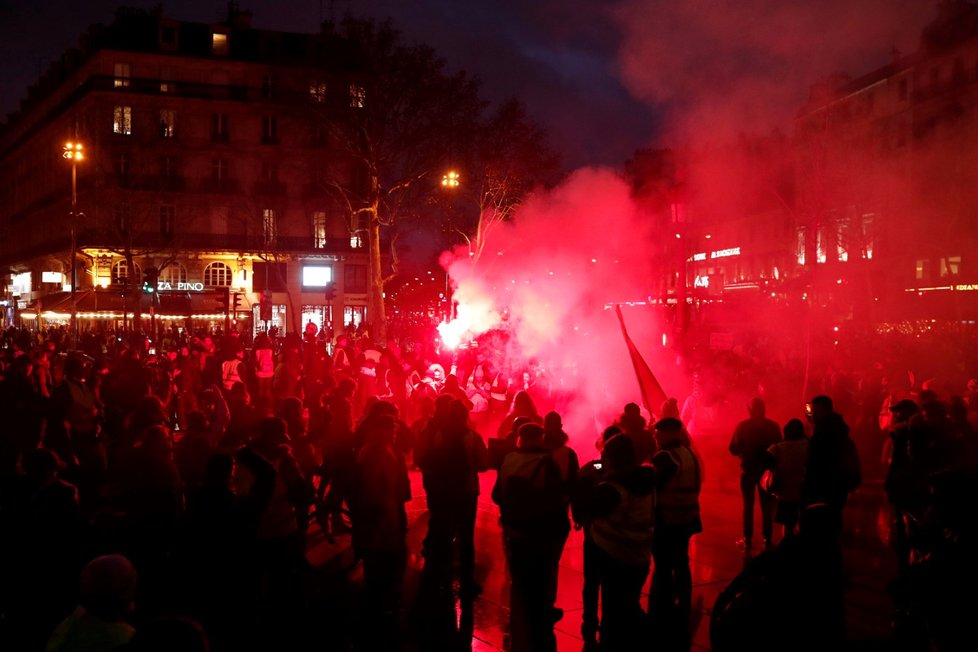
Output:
[
  {"xmin": 657, "ymin": 446, "xmax": 701, "ymax": 525},
  {"xmin": 590, "ymin": 480, "xmax": 655, "ymax": 567}
]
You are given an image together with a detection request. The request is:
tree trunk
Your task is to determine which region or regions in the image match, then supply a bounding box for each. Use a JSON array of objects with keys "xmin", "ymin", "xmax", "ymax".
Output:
[{"xmin": 368, "ymin": 209, "xmax": 386, "ymax": 342}]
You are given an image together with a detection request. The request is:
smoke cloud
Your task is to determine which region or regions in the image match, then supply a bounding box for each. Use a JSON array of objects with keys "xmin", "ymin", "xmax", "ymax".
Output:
[
  {"xmin": 612, "ymin": 0, "xmax": 933, "ymax": 142},
  {"xmin": 442, "ymin": 168, "xmax": 682, "ymax": 447}
]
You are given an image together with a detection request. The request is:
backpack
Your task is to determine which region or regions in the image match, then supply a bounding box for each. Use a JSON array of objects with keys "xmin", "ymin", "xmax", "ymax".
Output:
[{"xmin": 502, "ymin": 456, "xmax": 563, "ymax": 533}]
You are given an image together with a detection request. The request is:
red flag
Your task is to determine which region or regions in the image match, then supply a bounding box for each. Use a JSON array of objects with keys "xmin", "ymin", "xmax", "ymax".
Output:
[{"xmin": 615, "ymin": 305, "xmax": 669, "ymax": 415}]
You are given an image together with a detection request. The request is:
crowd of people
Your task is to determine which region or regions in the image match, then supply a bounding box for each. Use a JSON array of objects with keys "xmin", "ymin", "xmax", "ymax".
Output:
[{"xmin": 0, "ymin": 320, "xmax": 976, "ymax": 651}]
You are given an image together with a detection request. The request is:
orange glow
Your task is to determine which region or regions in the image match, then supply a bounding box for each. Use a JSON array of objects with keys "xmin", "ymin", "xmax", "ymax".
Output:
[{"xmin": 441, "ymin": 170, "xmax": 460, "ymax": 188}]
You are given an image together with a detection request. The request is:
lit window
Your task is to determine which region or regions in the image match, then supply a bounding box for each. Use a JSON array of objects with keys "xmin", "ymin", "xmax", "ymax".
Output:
[
  {"xmin": 262, "ymin": 208, "xmax": 277, "ymax": 246},
  {"xmin": 113, "ymin": 106, "xmax": 132, "ymax": 135},
  {"xmin": 313, "ymin": 211, "xmax": 327, "ymax": 248},
  {"xmin": 204, "ymin": 262, "xmax": 232, "ymax": 287},
  {"xmin": 915, "ymin": 259, "xmax": 928, "ymax": 281},
  {"xmin": 159, "ymin": 262, "xmax": 187, "ymax": 285},
  {"xmin": 159, "ymin": 109, "xmax": 176, "ymax": 138},
  {"xmin": 212, "ymin": 33, "xmax": 229, "ymax": 55},
  {"xmin": 796, "ymin": 228, "xmax": 806, "ymax": 265},
  {"xmin": 309, "ymin": 82, "xmax": 326, "ymax": 103},
  {"xmin": 350, "ymin": 233, "xmax": 364, "ymax": 249},
  {"xmin": 111, "ymin": 260, "xmax": 140, "ymax": 285},
  {"xmin": 114, "ymin": 63, "xmax": 130, "ymax": 88},
  {"xmin": 940, "ymin": 256, "xmax": 961, "ymax": 277},
  {"xmin": 349, "ymin": 83, "xmax": 365, "ymax": 108}
]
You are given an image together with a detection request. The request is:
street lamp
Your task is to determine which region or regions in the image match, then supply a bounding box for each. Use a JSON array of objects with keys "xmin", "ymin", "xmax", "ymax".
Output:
[
  {"xmin": 441, "ymin": 170, "xmax": 460, "ymax": 188},
  {"xmin": 440, "ymin": 170, "xmax": 460, "ymax": 319},
  {"xmin": 62, "ymin": 141, "xmax": 84, "ymax": 345}
]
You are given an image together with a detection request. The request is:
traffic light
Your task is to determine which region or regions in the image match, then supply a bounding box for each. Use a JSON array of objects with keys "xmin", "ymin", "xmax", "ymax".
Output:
[
  {"xmin": 260, "ymin": 293, "xmax": 273, "ymax": 321},
  {"xmin": 142, "ymin": 267, "xmax": 159, "ymax": 293},
  {"xmin": 215, "ymin": 286, "xmax": 230, "ymax": 313},
  {"xmin": 231, "ymin": 292, "xmax": 241, "ymax": 314},
  {"xmin": 324, "ymin": 282, "xmax": 336, "ymax": 302}
]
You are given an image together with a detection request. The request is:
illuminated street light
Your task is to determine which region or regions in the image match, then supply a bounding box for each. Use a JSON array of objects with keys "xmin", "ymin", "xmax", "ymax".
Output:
[
  {"xmin": 441, "ymin": 170, "xmax": 460, "ymax": 188},
  {"xmin": 62, "ymin": 140, "xmax": 85, "ymax": 346}
]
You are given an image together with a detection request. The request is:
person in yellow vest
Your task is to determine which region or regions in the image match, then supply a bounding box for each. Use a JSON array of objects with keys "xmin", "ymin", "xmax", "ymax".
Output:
[
  {"xmin": 650, "ymin": 417, "xmax": 702, "ymax": 629},
  {"xmin": 587, "ymin": 434, "xmax": 655, "ymax": 650}
]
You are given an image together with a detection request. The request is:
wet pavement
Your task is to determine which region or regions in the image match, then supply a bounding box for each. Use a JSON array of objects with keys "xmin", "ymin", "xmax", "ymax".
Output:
[{"xmin": 307, "ymin": 435, "xmax": 898, "ymax": 650}]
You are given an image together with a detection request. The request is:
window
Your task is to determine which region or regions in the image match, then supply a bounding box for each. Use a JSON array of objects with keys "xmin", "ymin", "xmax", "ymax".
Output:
[
  {"xmin": 114, "ymin": 63, "xmax": 130, "ymax": 88},
  {"xmin": 343, "ymin": 305, "xmax": 366, "ymax": 328},
  {"xmin": 350, "ymin": 233, "xmax": 364, "ymax": 249},
  {"xmin": 113, "ymin": 106, "xmax": 132, "ymax": 135},
  {"xmin": 115, "ymin": 204, "xmax": 131, "ymax": 232},
  {"xmin": 111, "ymin": 260, "xmax": 140, "ymax": 285},
  {"xmin": 349, "ymin": 83, "xmax": 365, "ymax": 108},
  {"xmin": 212, "ymin": 158, "xmax": 228, "ymax": 181},
  {"xmin": 160, "ymin": 80, "xmax": 175, "ymax": 93},
  {"xmin": 262, "ymin": 76, "xmax": 274, "ymax": 99},
  {"xmin": 212, "ymin": 113, "xmax": 229, "ymax": 141},
  {"xmin": 212, "ymin": 32, "xmax": 229, "ymax": 55},
  {"xmin": 915, "ymin": 259, "xmax": 929, "ymax": 281},
  {"xmin": 344, "ymin": 264, "xmax": 368, "ymax": 293},
  {"xmin": 940, "ymin": 256, "xmax": 961, "ymax": 277},
  {"xmin": 261, "ymin": 116, "xmax": 278, "ymax": 144},
  {"xmin": 796, "ymin": 228, "xmax": 806, "ymax": 266},
  {"xmin": 312, "ymin": 123, "xmax": 327, "ymax": 147},
  {"xmin": 160, "ymin": 205, "xmax": 175, "ymax": 239},
  {"xmin": 309, "ymin": 82, "xmax": 327, "ymax": 102},
  {"xmin": 262, "ymin": 209, "xmax": 277, "ymax": 246},
  {"xmin": 159, "ymin": 155, "xmax": 177, "ymax": 178},
  {"xmin": 312, "ymin": 211, "xmax": 327, "ymax": 248},
  {"xmin": 260, "ymin": 162, "xmax": 278, "ymax": 182},
  {"xmin": 204, "ymin": 262, "xmax": 232, "ymax": 287},
  {"xmin": 159, "ymin": 109, "xmax": 176, "ymax": 138},
  {"xmin": 159, "ymin": 263, "xmax": 187, "ymax": 286},
  {"xmin": 115, "ymin": 153, "xmax": 131, "ymax": 179}
]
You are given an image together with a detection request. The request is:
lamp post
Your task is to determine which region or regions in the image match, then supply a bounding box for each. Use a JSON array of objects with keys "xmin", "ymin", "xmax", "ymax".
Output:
[
  {"xmin": 440, "ymin": 170, "xmax": 460, "ymax": 320},
  {"xmin": 62, "ymin": 141, "xmax": 84, "ymax": 346}
]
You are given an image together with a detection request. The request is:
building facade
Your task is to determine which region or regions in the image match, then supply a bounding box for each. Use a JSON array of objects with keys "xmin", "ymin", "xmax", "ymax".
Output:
[{"xmin": 0, "ymin": 6, "xmax": 373, "ymax": 338}]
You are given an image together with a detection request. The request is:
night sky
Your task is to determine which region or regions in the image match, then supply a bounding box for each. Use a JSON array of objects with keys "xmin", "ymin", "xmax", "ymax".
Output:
[{"xmin": 0, "ymin": 1, "xmax": 937, "ymax": 169}]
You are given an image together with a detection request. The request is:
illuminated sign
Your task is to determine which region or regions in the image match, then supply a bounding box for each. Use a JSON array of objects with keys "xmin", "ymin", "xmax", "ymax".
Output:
[
  {"xmin": 694, "ymin": 275, "xmax": 710, "ymax": 288},
  {"xmin": 710, "ymin": 247, "xmax": 741, "ymax": 259},
  {"xmin": 42, "ymin": 271, "xmax": 63, "ymax": 283},
  {"xmin": 302, "ymin": 265, "xmax": 333, "ymax": 287},
  {"xmin": 157, "ymin": 281, "xmax": 205, "ymax": 292},
  {"xmin": 690, "ymin": 252, "xmax": 707, "ymax": 261},
  {"xmin": 955, "ymin": 284, "xmax": 978, "ymax": 291}
]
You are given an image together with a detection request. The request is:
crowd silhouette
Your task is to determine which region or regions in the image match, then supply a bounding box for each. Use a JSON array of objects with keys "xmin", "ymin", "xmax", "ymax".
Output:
[{"xmin": 0, "ymin": 322, "xmax": 976, "ymax": 651}]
